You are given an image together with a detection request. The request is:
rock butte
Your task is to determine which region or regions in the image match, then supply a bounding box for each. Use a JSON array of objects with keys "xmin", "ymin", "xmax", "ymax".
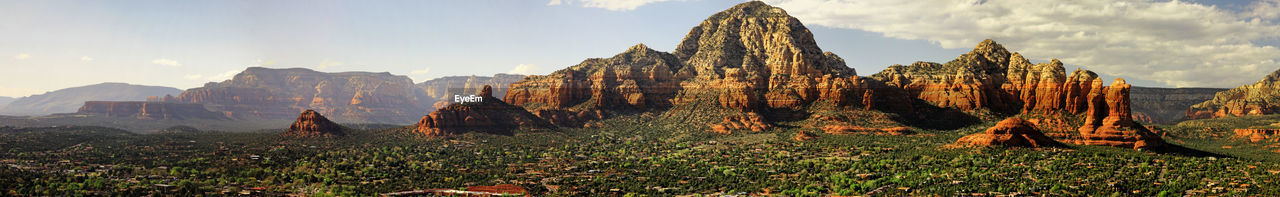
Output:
[
  {"xmin": 956, "ymin": 118, "xmax": 1060, "ymax": 148},
  {"xmin": 413, "ymin": 85, "xmax": 553, "ymax": 137},
  {"xmin": 1187, "ymin": 68, "xmax": 1280, "ymax": 119},
  {"xmin": 77, "ymin": 101, "xmax": 226, "ymax": 120},
  {"xmin": 284, "ymin": 110, "xmax": 346, "ymax": 138}
]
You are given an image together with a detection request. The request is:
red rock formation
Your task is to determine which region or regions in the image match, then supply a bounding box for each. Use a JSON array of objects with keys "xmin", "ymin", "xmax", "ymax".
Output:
[
  {"xmin": 955, "ymin": 118, "xmax": 1061, "ymax": 147},
  {"xmin": 709, "ymin": 113, "xmax": 771, "ymax": 133},
  {"xmin": 868, "ymin": 39, "xmax": 1166, "ymax": 149},
  {"xmin": 77, "ymin": 101, "xmax": 227, "ymax": 120},
  {"xmin": 504, "ymin": 2, "xmax": 885, "ymax": 131},
  {"xmin": 1076, "ymin": 79, "xmax": 1165, "ymax": 149},
  {"xmin": 285, "ymin": 110, "xmax": 345, "ymax": 138},
  {"xmin": 496, "ymin": 1, "xmax": 1166, "ymax": 151},
  {"xmin": 413, "ymin": 85, "xmax": 552, "ymax": 137},
  {"xmin": 173, "ymin": 67, "xmax": 428, "ymax": 123},
  {"xmin": 1233, "ymin": 129, "xmax": 1280, "ymax": 142}
]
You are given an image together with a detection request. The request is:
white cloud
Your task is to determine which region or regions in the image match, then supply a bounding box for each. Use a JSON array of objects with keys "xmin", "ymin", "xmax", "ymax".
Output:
[
  {"xmin": 207, "ymin": 70, "xmax": 240, "ymax": 81},
  {"xmin": 152, "ymin": 58, "xmax": 182, "ymax": 67},
  {"xmin": 80, "ymin": 56, "xmax": 93, "ymax": 62},
  {"xmin": 1246, "ymin": 0, "xmax": 1280, "ymax": 21},
  {"xmin": 763, "ymin": 0, "xmax": 1280, "ymax": 88},
  {"xmin": 508, "ymin": 64, "xmax": 539, "ymax": 75},
  {"xmin": 316, "ymin": 59, "xmax": 342, "ymax": 70},
  {"xmin": 13, "ymin": 53, "xmax": 30, "ymax": 60},
  {"xmin": 547, "ymin": 0, "xmax": 676, "ymax": 11},
  {"xmin": 411, "ymin": 67, "xmax": 432, "ymax": 75},
  {"xmin": 183, "ymin": 74, "xmax": 203, "ymax": 80}
]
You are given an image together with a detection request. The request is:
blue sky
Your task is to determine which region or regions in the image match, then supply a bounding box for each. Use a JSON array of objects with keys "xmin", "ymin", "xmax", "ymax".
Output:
[{"xmin": 1, "ymin": 0, "xmax": 1277, "ymax": 97}]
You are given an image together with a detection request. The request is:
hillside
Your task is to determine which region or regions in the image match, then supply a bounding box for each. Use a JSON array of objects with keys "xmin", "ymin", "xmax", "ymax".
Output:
[{"xmin": 0, "ymin": 83, "xmax": 182, "ymax": 116}]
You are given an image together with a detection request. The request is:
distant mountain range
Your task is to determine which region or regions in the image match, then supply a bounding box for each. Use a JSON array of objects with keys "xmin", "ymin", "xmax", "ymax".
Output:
[
  {"xmin": 0, "ymin": 96, "xmax": 15, "ymax": 108},
  {"xmin": 0, "ymin": 83, "xmax": 182, "ymax": 116}
]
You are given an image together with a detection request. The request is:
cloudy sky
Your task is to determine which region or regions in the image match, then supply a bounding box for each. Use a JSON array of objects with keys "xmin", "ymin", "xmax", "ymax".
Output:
[{"xmin": 1, "ymin": 0, "xmax": 1277, "ymax": 97}]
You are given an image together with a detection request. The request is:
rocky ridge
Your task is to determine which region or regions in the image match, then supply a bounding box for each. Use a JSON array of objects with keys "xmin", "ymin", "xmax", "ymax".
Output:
[
  {"xmin": 502, "ymin": 1, "xmax": 1163, "ymax": 149},
  {"xmin": 505, "ymin": 1, "xmax": 910, "ymax": 132},
  {"xmin": 1187, "ymin": 69, "xmax": 1280, "ymax": 119}
]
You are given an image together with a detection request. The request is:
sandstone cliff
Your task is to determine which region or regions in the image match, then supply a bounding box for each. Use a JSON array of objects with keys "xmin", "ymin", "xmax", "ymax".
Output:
[
  {"xmin": 414, "ymin": 85, "xmax": 552, "ymax": 137},
  {"xmin": 1129, "ymin": 86, "xmax": 1225, "ymax": 124},
  {"xmin": 284, "ymin": 110, "xmax": 346, "ymax": 138},
  {"xmin": 1187, "ymin": 69, "xmax": 1280, "ymax": 119},
  {"xmin": 172, "ymin": 67, "xmax": 428, "ymax": 123},
  {"xmin": 77, "ymin": 101, "xmax": 227, "ymax": 120}
]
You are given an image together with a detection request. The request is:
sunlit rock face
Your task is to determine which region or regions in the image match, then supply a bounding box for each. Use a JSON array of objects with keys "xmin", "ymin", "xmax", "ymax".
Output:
[
  {"xmin": 499, "ymin": 1, "xmax": 1166, "ymax": 149},
  {"xmin": 870, "ymin": 40, "xmax": 1164, "ymax": 149},
  {"xmin": 504, "ymin": 2, "xmax": 896, "ymax": 133},
  {"xmin": 1188, "ymin": 69, "xmax": 1280, "ymax": 119},
  {"xmin": 956, "ymin": 117, "xmax": 1060, "ymax": 148}
]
